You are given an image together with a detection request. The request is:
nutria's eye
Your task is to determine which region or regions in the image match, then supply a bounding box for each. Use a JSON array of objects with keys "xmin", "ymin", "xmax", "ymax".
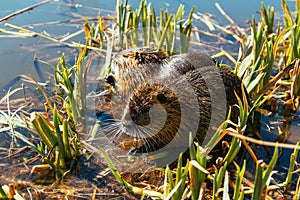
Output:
[
  {"xmin": 105, "ymin": 74, "xmax": 116, "ymax": 87},
  {"xmin": 157, "ymin": 93, "xmax": 167, "ymax": 103}
]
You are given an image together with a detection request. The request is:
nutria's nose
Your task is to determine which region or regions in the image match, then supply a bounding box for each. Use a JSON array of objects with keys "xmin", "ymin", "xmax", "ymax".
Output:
[{"xmin": 96, "ymin": 110, "xmax": 112, "ymax": 121}]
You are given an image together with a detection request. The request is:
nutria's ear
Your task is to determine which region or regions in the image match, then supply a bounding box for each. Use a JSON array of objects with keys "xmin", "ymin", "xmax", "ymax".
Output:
[{"xmin": 105, "ymin": 74, "xmax": 116, "ymax": 87}]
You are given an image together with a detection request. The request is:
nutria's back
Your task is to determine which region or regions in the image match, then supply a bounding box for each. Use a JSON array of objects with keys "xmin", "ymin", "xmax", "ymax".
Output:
[{"xmin": 99, "ymin": 47, "xmax": 245, "ymax": 165}]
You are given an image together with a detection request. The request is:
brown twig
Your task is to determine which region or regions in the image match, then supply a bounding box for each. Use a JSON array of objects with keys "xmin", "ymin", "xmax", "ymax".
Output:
[
  {"xmin": 253, "ymin": 58, "xmax": 298, "ymax": 100},
  {"xmin": 5, "ymin": 23, "xmax": 105, "ymax": 51},
  {"xmin": 226, "ymin": 129, "xmax": 300, "ymax": 150},
  {"xmin": 22, "ymin": 17, "xmax": 115, "ymax": 28},
  {"xmin": 5, "ymin": 23, "xmax": 61, "ymax": 43},
  {"xmin": 0, "ymin": 0, "xmax": 50, "ymax": 24}
]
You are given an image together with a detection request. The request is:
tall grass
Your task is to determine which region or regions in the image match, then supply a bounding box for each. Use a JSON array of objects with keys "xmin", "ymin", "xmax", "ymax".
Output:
[
  {"xmin": 114, "ymin": 0, "xmax": 195, "ymax": 54},
  {"xmin": 99, "ymin": 0, "xmax": 300, "ymax": 199},
  {"xmin": 28, "ymin": 55, "xmax": 84, "ymax": 178},
  {"xmin": 1, "ymin": 0, "xmax": 300, "ymax": 198},
  {"xmin": 236, "ymin": 0, "xmax": 300, "ymax": 112}
]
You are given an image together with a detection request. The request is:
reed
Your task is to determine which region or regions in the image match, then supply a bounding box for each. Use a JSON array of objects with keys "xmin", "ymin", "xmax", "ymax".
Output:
[
  {"xmin": 113, "ymin": 0, "xmax": 194, "ymax": 54},
  {"xmin": 28, "ymin": 56, "xmax": 84, "ymax": 177},
  {"xmin": 1, "ymin": 0, "xmax": 300, "ymax": 198},
  {"xmin": 236, "ymin": 0, "xmax": 300, "ymax": 113},
  {"xmin": 100, "ymin": 0, "xmax": 300, "ymax": 198}
]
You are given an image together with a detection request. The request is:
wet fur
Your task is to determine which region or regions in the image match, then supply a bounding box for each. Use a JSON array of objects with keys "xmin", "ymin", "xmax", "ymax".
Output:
[{"xmin": 103, "ymin": 47, "xmax": 244, "ymax": 153}]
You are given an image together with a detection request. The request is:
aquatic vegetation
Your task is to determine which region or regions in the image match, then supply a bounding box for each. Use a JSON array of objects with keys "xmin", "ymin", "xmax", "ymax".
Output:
[
  {"xmin": 0, "ymin": 0, "xmax": 300, "ymax": 199},
  {"xmin": 0, "ymin": 184, "xmax": 7, "ymax": 199},
  {"xmin": 114, "ymin": 0, "xmax": 194, "ymax": 54},
  {"xmin": 92, "ymin": 0, "xmax": 300, "ymax": 198},
  {"xmin": 96, "ymin": 0, "xmax": 300, "ymax": 199},
  {"xmin": 236, "ymin": 0, "xmax": 300, "ymax": 112}
]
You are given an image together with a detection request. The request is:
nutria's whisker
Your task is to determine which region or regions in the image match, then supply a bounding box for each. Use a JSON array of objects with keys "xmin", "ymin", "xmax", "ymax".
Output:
[
  {"xmin": 103, "ymin": 127, "xmax": 124, "ymax": 138},
  {"xmin": 100, "ymin": 120, "xmax": 124, "ymax": 138},
  {"xmin": 101, "ymin": 119, "xmax": 119, "ymax": 123}
]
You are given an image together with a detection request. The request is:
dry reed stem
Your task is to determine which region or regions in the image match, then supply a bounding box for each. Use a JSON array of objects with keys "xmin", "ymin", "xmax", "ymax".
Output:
[
  {"xmin": 22, "ymin": 17, "xmax": 115, "ymax": 28},
  {"xmin": 227, "ymin": 130, "xmax": 300, "ymax": 150},
  {"xmin": 214, "ymin": 3, "xmax": 235, "ymax": 25},
  {"xmin": 4, "ymin": 23, "xmax": 105, "ymax": 51},
  {"xmin": 0, "ymin": 0, "xmax": 50, "ymax": 24}
]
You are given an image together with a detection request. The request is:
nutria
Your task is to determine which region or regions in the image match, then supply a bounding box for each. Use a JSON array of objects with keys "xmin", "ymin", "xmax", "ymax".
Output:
[{"xmin": 98, "ymin": 47, "xmax": 246, "ymax": 166}]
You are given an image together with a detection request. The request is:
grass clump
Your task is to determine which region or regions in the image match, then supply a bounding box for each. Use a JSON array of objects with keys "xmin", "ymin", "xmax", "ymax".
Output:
[
  {"xmin": 96, "ymin": 0, "xmax": 300, "ymax": 198},
  {"xmin": 235, "ymin": 0, "xmax": 300, "ymax": 112},
  {"xmin": 0, "ymin": 0, "xmax": 300, "ymax": 199},
  {"xmin": 89, "ymin": 0, "xmax": 195, "ymax": 54}
]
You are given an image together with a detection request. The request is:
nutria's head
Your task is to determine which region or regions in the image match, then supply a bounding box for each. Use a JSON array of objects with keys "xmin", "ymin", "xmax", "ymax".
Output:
[
  {"xmin": 100, "ymin": 47, "xmax": 202, "ymax": 157},
  {"xmin": 101, "ymin": 47, "xmax": 198, "ymax": 153}
]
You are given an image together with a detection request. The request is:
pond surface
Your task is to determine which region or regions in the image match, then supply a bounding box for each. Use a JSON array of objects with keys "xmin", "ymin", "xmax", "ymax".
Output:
[
  {"xmin": 0, "ymin": 0, "xmax": 294, "ymax": 88},
  {"xmin": 0, "ymin": 0, "xmax": 299, "ymax": 198}
]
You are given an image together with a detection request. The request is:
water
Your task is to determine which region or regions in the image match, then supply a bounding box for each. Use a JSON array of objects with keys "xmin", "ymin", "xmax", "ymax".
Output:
[
  {"xmin": 0, "ymin": 0, "xmax": 295, "ymax": 88},
  {"xmin": 0, "ymin": 0, "xmax": 299, "ymax": 198}
]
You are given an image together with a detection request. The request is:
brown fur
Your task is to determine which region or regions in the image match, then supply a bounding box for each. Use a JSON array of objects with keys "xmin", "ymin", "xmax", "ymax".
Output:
[{"xmin": 105, "ymin": 47, "xmax": 245, "ymax": 154}]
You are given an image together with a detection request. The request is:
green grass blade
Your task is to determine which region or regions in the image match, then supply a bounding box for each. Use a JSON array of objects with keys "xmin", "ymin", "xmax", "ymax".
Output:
[
  {"xmin": 233, "ymin": 160, "xmax": 246, "ymax": 199},
  {"xmin": 53, "ymin": 104, "xmax": 66, "ymax": 160},
  {"xmin": 252, "ymin": 161, "xmax": 264, "ymax": 200},
  {"xmin": 295, "ymin": 176, "xmax": 300, "ymax": 200},
  {"xmin": 223, "ymin": 171, "xmax": 230, "ymax": 200},
  {"xmin": 262, "ymin": 144, "xmax": 278, "ymax": 184},
  {"xmin": 213, "ymin": 162, "xmax": 228, "ymax": 199},
  {"xmin": 167, "ymin": 166, "xmax": 174, "ymax": 194},
  {"xmin": 0, "ymin": 184, "xmax": 8, "ymax": 199},
  {"xmin": 67, "ymin": 125, "xmax": 80, "ymax": 157},
  {"xmin": 252, "ymin": 145, "xmax": 278, "ymax": 199},
  {"xmin": 223, "ymin": 137, "xmax": 242, "ymax": 165},
  {"xmin": 157, "ymin": 14, "xmax": 173, "ymax": 50},
  {"xmin": 285, "ymin": 142, "xmax": 300, "ymax": 186},
  {"xmin": 31, "ymin": 112, "xmax": 56, "ymax": 150},
  {"xmin": 98, "ymin": 146, "xmax": 163, "ymax": 198},
  {"xmin": 237, "ymin": 54, "xmax": 253, "ymax": 78},
  {"xmin": 165, "ymin": 179, "xmax": 182, "ymax": 200},
  {"xmin": 62, "ymin": 119, "xmax": 72, "ymax": 160},
  {"xmin": 282, "ymin": 0, "xmax": 294, "ymax": 27}
]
